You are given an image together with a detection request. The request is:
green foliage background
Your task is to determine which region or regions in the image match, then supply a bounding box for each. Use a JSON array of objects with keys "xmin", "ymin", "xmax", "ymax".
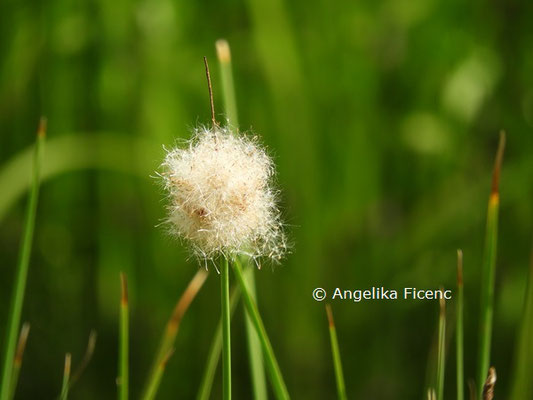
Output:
[{"xmin": 1, "ymin": 0, "xmax": 533, "ymax": 398}]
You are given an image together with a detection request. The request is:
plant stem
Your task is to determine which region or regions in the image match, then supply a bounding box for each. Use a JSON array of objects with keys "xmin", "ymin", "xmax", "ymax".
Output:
[
  {"xmin": 477, "ymin": 132, "xmax": 505, "ymax": 398},
  {"xmin": 436, "ymin": 296, "xmax": 446, "ymax": 400},
  {"xmin": 233, "ymin": 258, "xmax": 290, "ymax": 400},
  {"xmin": 221, "ymin": 258, "xmax": 232, "ymax": 400},
  {"xmin": 119, "ymin": 273, "xmax": 129, "ymax": 400},
  {"xmin": 456, "ymin": 250, "xmax": 464, "ymax": 400},
  {"xmin": 143, "ymin": 349, "xmax": 174, "ymax": 400},
  {"xmin": 509, "ymin": 238, "xmax": 533, "ymax": 399},
  {"xmin": 142, "ymin": 269, "xmax": 208, "ymax": 400},
  {"xmin": 60, "ymin": 353, "xmax": 71, "ymax": 400},
  {"xmin": 216, "ymin": 39, "xmax": 239, "ymax": 130},
  {"xmin": 8, "ymin": 323, "xmax": 30, "ymax": 400},
  {"xmin": 243, "ymin": 266, "xmax": 268, "ymax": 400},
  {"xmin": 0, "ymin": 119, "xmax": 45, "ymax": 400},
  {"xmin": 325, "ymin": 305, "xmax": 347, "ymax": 400},
  {"xmin": 216, "ymin": 38, "xmax": 268, "ymax": 400},
  {"xmin": 69, "ymin": 330, "xmax": 97, "ymax": 388},
  {"xmin": 197, "ymin": 287, "xmax": 240, "ymax": 400}
]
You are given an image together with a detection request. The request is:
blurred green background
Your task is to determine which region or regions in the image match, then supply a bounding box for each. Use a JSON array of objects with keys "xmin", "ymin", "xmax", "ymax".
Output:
[{"xmin": 1, "ymin": 0, "xmax": 533, "ymax": 398}]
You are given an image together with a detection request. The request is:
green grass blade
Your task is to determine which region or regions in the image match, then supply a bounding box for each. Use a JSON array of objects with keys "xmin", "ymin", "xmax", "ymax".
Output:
[
  {"xmin": 243, "ymin": 267, "xmax": 268, "ymax": 400},
  {"xmin": 119, "ymin": 273, "xmax": 129, "ymax": 400},
  {"xmin": 436, "ymin": 296, "xmax": 446, "ymax": 400},
  {"xmin": 220, "ymin": 257, "xmax": 231, "ymax": 400},
  {"xmin": 216, "ymin": 38, "xmax": 268, "ymax": 400},
  {"xmin": 233, "ymin": 258, "xmax": 290, "ymax": 400},
  {"xmin": 216, "ymin": 39, "xmax": 239, "ymax": 130},
  {"xmin": 59, "ymin": 353, "xmax": 71, "ymax": 400},
  {"xmin": 456, "ymin": 250, "xmax": 464, "ymax": 400},
  {"xmin": 221, "ymin": 258, "xmax": 232, "ymax": 400},
  {"xmin": 509, "ymin": 239, "xmax": 533, "ymax": 399},
  {"xmin": 477, "ymin": 132, "xmax": 505, "ymax": 397},
  {"xmin": 142, "ymin": 349, "xmax": 174, "ymax": 400},
  {"xmin": 0, "ymin": 119, "xmax": 45, "ymax": 400},
  {"xmin": 325, "ymin": 305, "xmax": 347, "ymax": 400},
  {"xmin": 8, "ymin": 323, "xmax": 30, "ymax": 400},
  {"xmin": 196, "ymin": 286, "xmax": 240, "ymax": 400},
  {"xmin": 69, "ymin": 330, "xmax": 97, "ymax": 389},
  {"xmin": 142, "ymin": 269, "xmax": 208, "ymax": 400}
]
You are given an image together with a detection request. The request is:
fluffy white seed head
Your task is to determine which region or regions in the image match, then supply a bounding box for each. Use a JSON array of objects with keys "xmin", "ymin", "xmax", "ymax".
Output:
[{"xmin": 161, "ymin": 126, "xmax": 286, "ymax": 263}]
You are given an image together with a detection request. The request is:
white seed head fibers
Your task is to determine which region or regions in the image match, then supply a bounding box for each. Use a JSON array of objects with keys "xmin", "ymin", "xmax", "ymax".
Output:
[{"xmin": 161, "ymin": 126, "xmax": 286, "ymax": 262}]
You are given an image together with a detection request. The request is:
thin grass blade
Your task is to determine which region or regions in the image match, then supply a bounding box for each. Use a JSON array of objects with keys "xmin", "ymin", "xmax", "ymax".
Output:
[
  {"xmin": 197, "ymin": 287, "xmax": 240, "ymax": 400},
  {"xmin": 477, "ymin": 132, "xmax": 505, "ymax": 397},
  {"xmin": 216, "ymin": 39, "xmax": 239, "ymax": 130},
  {"xmin": 0, "ymin": 119, "xmax": 45, "ymax": 400},
  {"xmin": 216, "ymin": 39, "xmax": 268, "ymax": 400},
  {"xmin": 141, "ymin": 269, "xmax": 208, "ymax": 400},
  {"xmin": 509, "ymin": 238, "xmax": 533, "ymax": 399},
  {"xmin": 8, "ymin": 323, "xmax": 30, "ymax": 400},
  {"xmin": 59, "ymin": 353, "xmax": 71, "ymax": 400},
  {"xmin": 233, "ymin": 258, "xmax": 290, "ymax": 400},
  {"xmin": 143, "ymin": 349, "xmax": 174, "ymax": 400},
  {"xmin": 436, "ymin": 296, "xmax": 446, "ymax": 400},
  {"xmin": 221, "ymin": 258, "xmax": 232, "ymax": 400},
  {"xmin": 69, "ymin": 330, "xmax": 97, "ymax": 388},
  {"xmin": 325, "ymin": 305, "xmax": 347, "ymax": 400},
  {"xmin": 119, "ymin": 273, "xmax": 129, "ymax": 400},
  {"xmin": 456, "ymin": 250, "xmax": 464, "ymax": 400}
]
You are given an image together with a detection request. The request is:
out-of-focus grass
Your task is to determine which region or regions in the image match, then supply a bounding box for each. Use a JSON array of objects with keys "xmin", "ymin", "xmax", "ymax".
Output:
[{"xmin": 0, "ymin": 121, "xmax": 44, "ymax": 400}]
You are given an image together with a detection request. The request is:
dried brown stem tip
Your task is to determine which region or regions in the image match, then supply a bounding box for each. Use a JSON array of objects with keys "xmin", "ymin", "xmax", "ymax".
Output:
[
  {"xmin": 203, "ymin": 57, "xmax": 218, "ymax": 128},
  {"xmin": 325, "ymin": 304, "xmax": 335, "ymax": 328},
  {"xmin": 64, "ymin": 353, "xmax": 72, "ymax": 376},
  {"xmin": 216, "ymin": 39, "xmax": 231, "ymax": 63},
  {"xmin": 482, "ymin": 366, "xmax": 497, "ymax": 400},
  {"xmin": 490, "ymin": 131, "xmax": 506, "ymax": 197},
  {"xmin": 120, "ymin": 272, "xmax": 128, "ymax": 305},
  {"xmin": 70, "ymin": 330, "xmax": 97, "ymax": 386},
  {"xmin": 38, "ymin": 117, "xmax": 47, "ymax": 138},
  {"xmin": 468, "ymin": 379, "xmax": 477, "ymax": 400},
  {"xmin": 439, "ymin": 289, "xmax": 446, "ymax": 314},
  {"xmin": 167, "ymin": 269, "xmax": 208, "ymax": 334},
  {"xmin": 457, "ymin": 249, "xmax": 463, "ymax": 287},
  {"xmin": 14, "ymin": 323, "xmax": 30, "ymax": 366}
]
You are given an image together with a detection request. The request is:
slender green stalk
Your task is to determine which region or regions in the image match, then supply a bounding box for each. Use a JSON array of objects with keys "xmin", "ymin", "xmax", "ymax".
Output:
[
  {"xmin": 216, "ymin": 38, "xmax": 268, "ymax": 400},
  {"xmin": 143, "ymin": 349, "xmax": 174, "ymax": 400},
  {"xmin": 243, "ymin": 267, "xmax": 268, "ymax": 400},
  {"xmin": 69, "ymin": 330, "xmax": 97, "ymax": 388},
  {"xmin": 477, "ymin": 132, "xmax": 505, "ymax": 398},
  {"xmin": 436, "ymin": 296, "xmax": 446, "ymax": 400},
  {"xmin": 221, "ymin": 258, "xmax": 232, "ymax": 400},
  {"xmin": 233, "ymin": 258, "xmax": 290, "ymax": 400},
  {"xmin": 216, "ymin": 39, "xmax": 239, "ymax": 130},
  {"xmin": 0, "ymin": 119, "xmax": 45, "ymax": 400},
  {"xmin": 8, "ymin": 323, "xmax": 30, "ymax": 400},
  {"xmin": 59, "ymin": 353, "xmax": 71, "ymax": 400},
  {"xmin": 509, "ymin": 238, "xmax": 533, "ymax": 399},
  {"xmin": 197, "ymin": 287, "xmax": 240, "ymax": 400},
  {"xmin": 119, "ymin": 273, "xmax": 129, "ymax": 400},
  {"xmin": 325, "ymin": 305, "xmax": 347, "ymax": 400},
  {"xmin": 142, "ymin": 269, "xmax": 208, "ymax": 400},
  {"xmin": 456, "ymin": 250, "xmax": 464, "ymax": 400}
]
